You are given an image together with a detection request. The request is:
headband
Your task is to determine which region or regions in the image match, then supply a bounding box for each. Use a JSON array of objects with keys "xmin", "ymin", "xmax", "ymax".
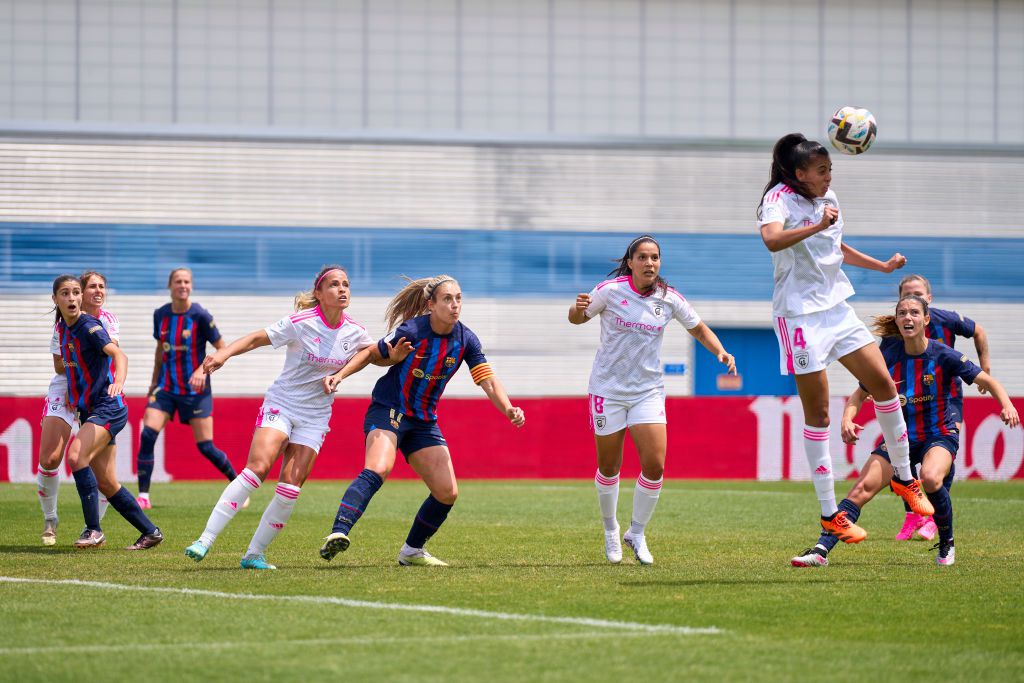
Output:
[
  {"xmin": 628, "ymin": 236, "xmax": 658, "ymax": 252},
  {"xmin": 425, "ymin": 277, "xmax": 455, "ymax": 299},
  {"xmin": 315, "ymin": 268, "xmax": 345, "ymax": 290}
]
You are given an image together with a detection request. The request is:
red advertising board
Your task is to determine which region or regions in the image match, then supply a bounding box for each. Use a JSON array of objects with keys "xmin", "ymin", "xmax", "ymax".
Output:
[{"xmin": 1, "ymin": 396, "xmax": 1021, "ymax": 483}]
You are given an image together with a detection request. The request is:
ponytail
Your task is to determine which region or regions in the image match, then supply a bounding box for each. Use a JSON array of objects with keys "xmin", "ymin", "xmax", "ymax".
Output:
[
  {"xmin": 607, "ymin": 235, "xmax": 669, "ymax": 295},
  {"xmin": 758, "ymin": 133, "xmax": 831, "ymax": 216},
  {"xmin": 385, "ymin": 274, "xmax": 458, "ymax": 330},
  {"xmin": 294, "ymin": 264, "xmax": 346, "ymax": 311}
]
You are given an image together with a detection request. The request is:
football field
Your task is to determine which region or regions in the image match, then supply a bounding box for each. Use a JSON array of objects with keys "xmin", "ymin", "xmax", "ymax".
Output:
[{"xmin": 2, "ymin": 479, "xmax": 1022, "ymax": 682}]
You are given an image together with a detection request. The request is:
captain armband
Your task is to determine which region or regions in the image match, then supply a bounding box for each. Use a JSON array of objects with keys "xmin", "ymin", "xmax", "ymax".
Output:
[{"xmin": 470, "ymin": 363, "xmax": 496, "ymax": 385}]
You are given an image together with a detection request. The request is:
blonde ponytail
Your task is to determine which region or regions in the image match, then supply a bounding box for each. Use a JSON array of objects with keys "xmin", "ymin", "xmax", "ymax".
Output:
[{"xmin": 385, "ymin": 274, "xmax": 458, "ymax": 329}]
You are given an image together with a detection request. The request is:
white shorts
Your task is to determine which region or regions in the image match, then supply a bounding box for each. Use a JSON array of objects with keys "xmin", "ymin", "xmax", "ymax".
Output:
[
  {"xmin": 42, "ymin": 375, "xmax": 76, "ymax": 428},
  {"xmin": 588, "ymin": 389, "xmax": 666, "ymax": 436},
  {"xmin": 774, "ymin": 300, "xmax": 875, "ymax": 375},
  {"xmin": 254, "ymin": 403, "xmax": 330, "ymax": 454}
]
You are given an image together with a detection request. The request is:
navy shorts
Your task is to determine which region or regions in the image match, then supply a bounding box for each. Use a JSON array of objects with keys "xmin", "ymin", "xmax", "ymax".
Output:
[
  {"xmin": 363, "ymin": 402, "xmax": 446, "ymax": 461},
  {"xmin": 148, "ymin": 389, "xmax": 213, "ymax": 424},
  {"xmin": 874, "ymin": 434, "xmax": 958, "ymax": 489},
  {"xmin": 79, "ymin": 399, "xmax": 128, "ymax": 439}
]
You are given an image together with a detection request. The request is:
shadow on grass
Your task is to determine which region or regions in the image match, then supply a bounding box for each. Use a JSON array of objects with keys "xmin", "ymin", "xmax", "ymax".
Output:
[
  {"xmin": 0, "ymin": 545, "xmax": 78, "ymax": 555},
  {"xmin": 619, "ymin": 576, "xmax": 881, "ymax": 587}
]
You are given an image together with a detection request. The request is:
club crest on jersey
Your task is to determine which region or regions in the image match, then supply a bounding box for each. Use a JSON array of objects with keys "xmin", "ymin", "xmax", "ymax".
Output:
[
  {"xmin": 445, "ymin": 356, "xmax": 456, "ymax": 367},
  {"xmin": 923, "ymin": 374, "xmax": 934, "ymax": 385},
  {"xmin": 653, "ymin": 305, "xmax": 662, "ymax": 317},
  {"xmin": 343, "ymin": 342, "xmax": 350, "ymax": 351},
  {"xmin": 50, "ymin": 400, "xmax": 61, "ymax": 412},
  {"xmin": 267, "ymin": 408, "xmax": 280, "ymax": 422},
  {"xmin": 794, "ymin": 352, "xmax": 809, "ymax": 370},
  {"xmin": 67, "ymin": 343, "xmax": 74, "ymax": 351},
  {"xmin": 163, "ymin": 342, "xmax": 171, "ymax": 352},
  {"xmin": 595, "ymin": 416, "xmax": 606, "ymax": 429}
]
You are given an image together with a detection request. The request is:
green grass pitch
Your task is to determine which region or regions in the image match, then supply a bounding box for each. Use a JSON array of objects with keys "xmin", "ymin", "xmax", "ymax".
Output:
[{"xmin": 2, "ymin": 479, "xmax": 1023, "ymax": 682}]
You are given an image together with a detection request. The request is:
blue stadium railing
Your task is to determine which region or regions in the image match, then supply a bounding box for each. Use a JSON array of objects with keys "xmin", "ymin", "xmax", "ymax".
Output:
[{"xmin": 3, "ymin": 223, "xmax": 1021, "ymax": 300}]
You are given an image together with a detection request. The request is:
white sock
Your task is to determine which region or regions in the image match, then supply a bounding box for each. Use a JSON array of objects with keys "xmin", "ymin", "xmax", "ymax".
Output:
[
  {"xmin": 199, "ymin": 468, "xmax": 262, "ymax": 547},
  {"xmin": 629, "ymin": 474, "xmax": 663, "ymax": 537},
  {"xmin": 803, "ymin": 425, "xmax": 838, "ymax": 517},
  {"xmin": 98, "ymin": 497, "xmax": 109, "ymax": 521},
  {"xmin": 138, "ymin": 492, "xmax": 150, "ymax": 502},
  {"xmin": 875, "ymin": 397, "xmax": 912, "ymax": 481},
  {"xmin": 594, "ymin": 470, "xmax": 620, "ymax": 531},
  {"xmin": 37, "ymin": 466, "xmax": 60, "ymax": 520},
  {"xmin": 245, "ymin": 483, "xmax": 300, "ymax": 558}
]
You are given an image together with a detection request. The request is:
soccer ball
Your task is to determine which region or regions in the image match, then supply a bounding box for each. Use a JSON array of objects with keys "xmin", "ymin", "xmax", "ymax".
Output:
[{"xmin": 827, "ymin": 106, "xmax": 877, "ymax": 155}]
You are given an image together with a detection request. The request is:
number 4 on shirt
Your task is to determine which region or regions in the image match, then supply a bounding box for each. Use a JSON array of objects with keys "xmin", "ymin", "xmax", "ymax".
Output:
[{"xmin": 793, "ymin": 327, "xmax": 807, "ymax": 350}]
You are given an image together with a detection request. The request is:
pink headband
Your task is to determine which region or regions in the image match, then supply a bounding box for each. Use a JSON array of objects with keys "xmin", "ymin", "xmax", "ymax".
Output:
[{"xmin": 315, "ymin": 268, "xmax": 345, "ymax": 290}]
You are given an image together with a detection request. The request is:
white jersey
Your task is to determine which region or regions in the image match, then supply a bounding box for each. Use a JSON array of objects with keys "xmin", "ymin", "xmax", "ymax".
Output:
[
  {"xmin": 47, "ymin": 309, "xmax": 120, "ymax": 398},
  {"xmin": 263, "ymin": 306, "xmax": 375, "ymax": 414},
  {"xmin": 758, "ymin": 183, "xmax": 855, "ymax": 317},
  {"xmin": 584, "ymin": 277, "xmax": 701, "ymax": 400}
]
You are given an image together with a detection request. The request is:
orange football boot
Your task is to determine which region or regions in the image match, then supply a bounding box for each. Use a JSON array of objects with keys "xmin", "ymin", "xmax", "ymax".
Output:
[
  {"xmin": 890, "ymin": 478, "xmax": 935, "ymax": 516},
  {"xmin": 820, "ymin": 510, "xmax": 867, "ymax": 544}
]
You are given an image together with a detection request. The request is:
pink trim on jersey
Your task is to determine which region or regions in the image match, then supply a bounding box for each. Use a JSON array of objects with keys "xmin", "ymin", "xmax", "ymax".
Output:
[
  {"xmin": 315, "ymin": 305, "xmax": 344, "ymax": 330},
  {"xmin": 777, "ymin": 317, "xmax": 795, "ymax": 374},
  {"xmin": 595, "ymin": 276, "xmax": 631, "ymax": 291},
  {"xmin": 345, "ymin": 316, "xmax": 366, "ymax": 330},
  {"xmin": 626, "ymin": 276, "xmax": 656, "ymax": 298},
  {"xmin": 290, "ymin": 310, "xmax": 319, "ymax": 323}
]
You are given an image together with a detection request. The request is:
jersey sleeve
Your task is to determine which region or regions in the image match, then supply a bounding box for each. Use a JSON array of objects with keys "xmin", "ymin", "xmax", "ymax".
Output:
[
  {"xmin": 199, "ymin": 308, "xmax": 223, "ymax": 345},
  {"xmin": 758, "ymin": 194, "xmax": 789, "ymax": 226},
  {"xmin": 463, "ymin": 329, "xmax": 494, "ymax": 385},
  {"xmin": 378, "ymin": 319, "xmax": 419, "ymax": 359},
  {"xmin": 152, "ymin": 309, "xmax": 161, "ymax": 341},
  {"xmin": 49, "ymin": 325, "xmax": 60, "ymax": 355},
  {"xmin": 85, "ymin": 321, "xmax": 114, "ymax": 351},
  {"xmin": 669, "ymin": 290, "xmax": 701, "ymax": 330},
  {"xmin": 940, "ymin": 347, "xmax": 982, "ymax": 385},
  {"xmin": 100, "ymin": 312, "xmax": 120, "ymax": 342},
  {"xmin": 948, "ymin": 310, "xmax": 977, "ymax": 338},
  {"xmin": 266, "ymin": 314, "xmax": 300, "ymax": 349},
  {"xmin": 584, "ymin": 282, "xmax": 610, "ymax": 319},
  {"xmin": 355, "ymin": 326, "xmax": 375, "ymax": 351}
]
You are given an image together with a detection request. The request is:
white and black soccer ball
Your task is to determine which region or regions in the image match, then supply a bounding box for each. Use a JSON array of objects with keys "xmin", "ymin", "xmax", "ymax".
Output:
[{"xmin": 827, "ymin": 106, "xmax": 877, "ymax": 155}]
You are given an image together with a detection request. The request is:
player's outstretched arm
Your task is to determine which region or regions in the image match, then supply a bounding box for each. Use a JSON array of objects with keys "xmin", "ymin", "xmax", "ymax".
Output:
[
  {"xmin": 973, "ymin": 323, "xmax": 991, "ymax": 376},
  {"xmin": 478, "ymin": 375, "xmax": 525, "ymax": 427},
  {"xmin": 686, "ymin": 322, "xmax": 736, "ymax": 375},
  {"xmin": 203, "ymin": 330, "xmax": 272, "ymax": 375},
  {"xmin": 840, "ymin": 243, "xmax": 906, "ymax": 273},
  {"xmin": 841, "ymin": 387, "xmax": 869, "ymax": 444},
  {"xmin": 370, "ymin": 336, "xmax": 414, "ymax": 367},
  {"xmin": 568, "ymin": 293, "xmax": 592, "ymax": 324},
  {"xmin": 973, "ymin": 372, "xmax": 1020, "ymax": 428}
]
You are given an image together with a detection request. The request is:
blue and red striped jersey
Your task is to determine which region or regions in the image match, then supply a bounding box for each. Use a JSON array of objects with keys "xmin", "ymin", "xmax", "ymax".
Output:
[
  {"xmin": 153, "ymin": 302, "xmax": 222, "ymax": 396},
  {"xmin": 880, "ymin": 307, "xmax": 977, "ymax": 406},
  {"xmin": 869, "ymin": 339, "xmax": 981, "ymax": 443},
  {"xmin": 371, "ymin": 315, "xmax": 487, "ymax": 421},
  {"xmin": 56, "ymin": 312, "xmax": 124, "ymax": 413}
]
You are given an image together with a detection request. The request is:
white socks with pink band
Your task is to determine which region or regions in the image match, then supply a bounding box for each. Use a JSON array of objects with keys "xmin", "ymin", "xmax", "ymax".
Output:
[
  {"xmin": 200, "ymin": 468, "xmax": 262, "ymax": 548},
  {"xmin": 594, "ymin": 470, "xmax": 620, "ymax": 532},
  {"xmin": 245, "ymin": 482, "xmax": 301, "ymax": 557},
  {"xmin": 803, "ymin": 425, "xmax": 838, "ymax": 517},
  {"xmin": 874, "ymin": 396, "xmax": 913, "ymax": 481}
]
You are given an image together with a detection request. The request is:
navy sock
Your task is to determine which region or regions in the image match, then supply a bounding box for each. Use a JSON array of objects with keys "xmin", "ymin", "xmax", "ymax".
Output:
[
  {"xmin": 197, "ymin": 440, "xmax": 237, "ymax": 481},
  {"xmin": 332, "ymin": 469, "xmax": 384, "ymax": 534},
  {"xmin": 926, "ymin": 486, "xmax": 954, "ymax": 545},
  {"xmin": 818, "ymin": 499, "xmax": 861, "ymax": 553},
  {"xmin": 136, "ymin": 426, "xmax": 158, "ymax": 493},
  {"xmin": 107, "ymin": 486, "xmax": 157, "ymax": 535},
  {"xmin": 73, "ymin": 467, "xmax": 101, "ymax": 531},
  {"xmin": 405, "ymin": 495, "xmax": 454, "ymax": 549}
]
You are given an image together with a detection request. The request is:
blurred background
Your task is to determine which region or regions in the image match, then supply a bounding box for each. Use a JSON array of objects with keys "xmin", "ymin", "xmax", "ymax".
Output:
[{"xmin": 1, "ymin": 0, "xmax": 1022, "ymax": 480}]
